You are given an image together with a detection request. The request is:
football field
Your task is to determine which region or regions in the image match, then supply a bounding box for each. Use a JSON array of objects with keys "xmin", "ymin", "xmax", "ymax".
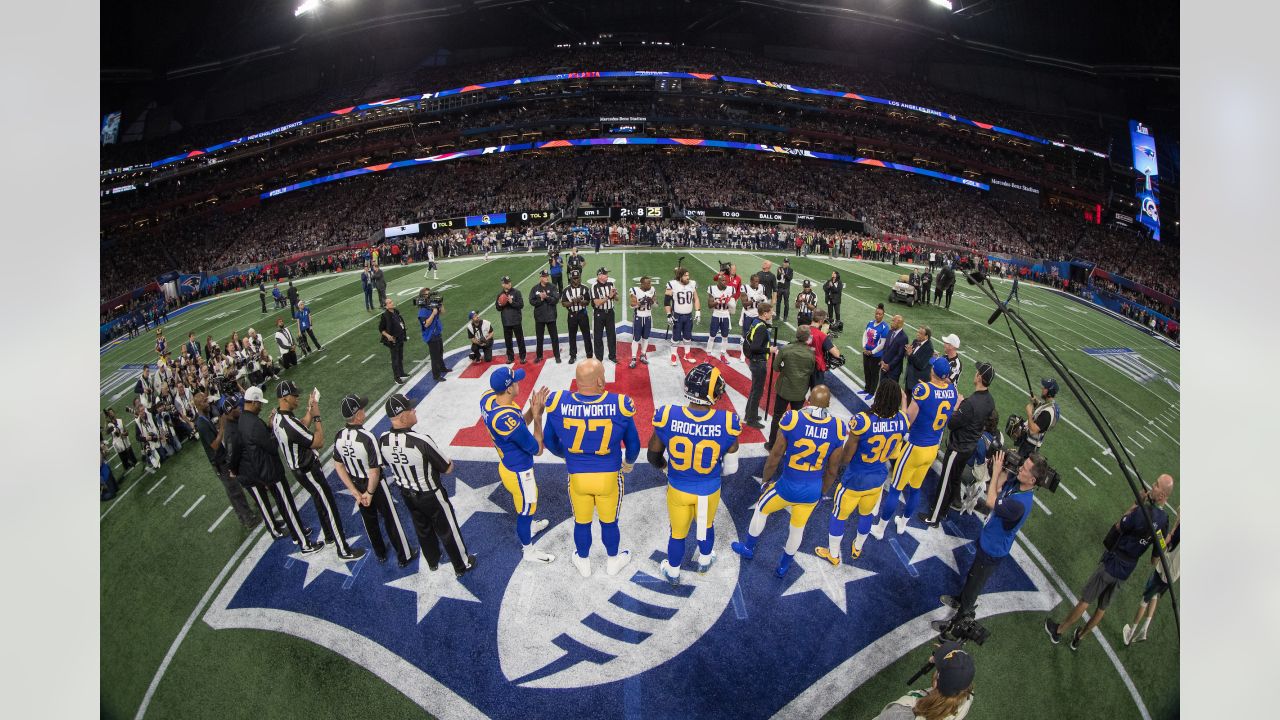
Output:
[{"xmin": 99, "ymin": 248, "xmax": 1180, "ymax": 719}]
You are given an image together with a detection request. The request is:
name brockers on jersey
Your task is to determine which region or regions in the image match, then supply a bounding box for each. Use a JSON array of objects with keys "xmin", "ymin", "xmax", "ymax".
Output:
[{"xmin": 668, "ymin": 418, "xmax": 725, "ymax": 437}]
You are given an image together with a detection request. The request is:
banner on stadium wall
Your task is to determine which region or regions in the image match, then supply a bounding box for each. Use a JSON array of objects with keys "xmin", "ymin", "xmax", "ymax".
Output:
[
  {"xmin": 177, "ymin": 274, "xmax": 204, "ymax": 297},
  {"xmin": 1090, "ymin": 290, "xmax": 1177, "ymax": 325},
  {"xmin": 1129, "ymin": 120, "xmax": 1161, "ymax": 241},
  {"xmin": 1089, "ymin": 267, "xmax": 1177, "ymax": 308},
  {"xmin": 384, "ymin": 223, "xmax": 420, "ymax": 238}
]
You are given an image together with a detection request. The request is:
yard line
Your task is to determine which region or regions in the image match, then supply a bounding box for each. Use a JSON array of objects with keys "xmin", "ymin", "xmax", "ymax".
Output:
[
  {"xmin": 362, "ymin": 353, "xmax": 376, "ymax": 364},
  {"xmin": 1059, "ymin": 483, "xmax": 1077, "ymax": 500},
  {"xmin": 208, "ymin": 507, "xmax": 233, "ymax": 533},
  {"xmin": 1033, "ymin": 496, "xmax": 1053, "ymax": 516},
  {"xmin": 1127, "ymin": 434, "xmax": 1145, "ymax": 449},
  {"xmin": 1090, "ymin": 457, "xmax": 1114, "ymax": 476},
  {"xmin": 336, "ymin": 354, "xmax": 352, "ymax": 364},
  {"xmin": 1074, "ymin": 467, "xmax": 1097, "ymax": 487},
  {"xmin": 99, "ymin": 484, "xmax": 136, "ymax": 521},
  {"xmin": 312, "ymin": 355, "xmax": 327, "ymax": 364},
  {"xmin": 163, "ymin": 485, "xmax": 185, "ymax": 506},
  {"xmin": 1146, "ymin": 419, "xmax": 1180, "ymax": 446},
  {"xmin": 147, "ymin": 475, "xmax": 168, "ymax": 494},
  {"xmin": 182, "ymin": 495, "xmax": 207, "ymax": 518},
  {"xmin": 1134, "ymin": 429, "xmax": 1153, "ymax": 443}
]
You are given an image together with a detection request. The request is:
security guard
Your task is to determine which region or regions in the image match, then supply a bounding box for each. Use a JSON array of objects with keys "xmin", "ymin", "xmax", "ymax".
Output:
[
  {"xmin": 332, "ymin": 394, "xmax": 416, "ymax": 566},
  {"xmin": 742, "ymin": 301, "xmax": 774, "ymax": 429}
]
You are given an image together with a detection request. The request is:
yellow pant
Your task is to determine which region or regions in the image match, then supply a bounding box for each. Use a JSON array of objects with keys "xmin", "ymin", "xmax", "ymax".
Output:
[
  {"xmin": 667, "ymin": 486, "xmax": 721, "ymax": 541},
  {"xmin": 892, "ymin": 442, "xmax": 939, "ymax": 491},
  {"xmin": 756, "ymin": 487, "xmax": 817, "ymax": 528},
  {"xmin": 499, "ymin": 464, "xmax": 538, "ymax": 515},
  {"xmin": 832, "ymin": 483, "xmax": 881, "ymax": 520},
  {"xmin": 568, "ymin": 471, "xmax": 624, "ymax": 523}
]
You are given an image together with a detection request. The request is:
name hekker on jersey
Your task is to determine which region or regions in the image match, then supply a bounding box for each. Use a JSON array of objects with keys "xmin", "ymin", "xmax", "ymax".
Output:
[
  {"xmin": 669, "ymin": 279, "xmax": 698, "ymax": 314},
  {"xmin": 272, "ymin": 411, "xmax": 317, "ymax": 470},
  {"xmin": 631, "ymin": 286, "xmax": 657, "ymax": 317},
  {"xmin": 709, "ymin": 285, "xmax": 735, "ymax": 318},
  {"xmin": 333, "ymin": 425, "xmax": 383, "ymax": 480},
  {"xmin": 743, "ymin": 284, "xmax": 768, "ymax": 317},
  {"xmin": 378, "ymin": 428, "xmax": 451, "ymax": 493}
]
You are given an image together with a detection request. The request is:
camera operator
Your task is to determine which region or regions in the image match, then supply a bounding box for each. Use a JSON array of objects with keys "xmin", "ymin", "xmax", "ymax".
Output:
[
  {"xmin": 934, "ymin": 449, "xmax": 1047, "ymax": 631},
  {"xmin": 496, "ymin": 276, "xmax": 528, "ymax": 364},
  {"xmin": 548, "ymin": 248, "xmax": 564, "ymax": 292},
  {"xmin": 1046, "ymin": 474, "xmax": 1174, "ymax": 651},
  {"xmin": 417, "ymin": 288, "xmax": 447, "ymax": 382},
  {"xmin": 1015, "ymin": 378, "xmax": 1060, "ymax": 456},
  {"xmin": 378, "ymin": 298, "xmax": 409, "ymax": 383},
  {"xmin": 465, "ymin": 311, "xmax": 495, "ymax": 363},
  {"xmin": 873, "ymin": 641, "xmax": 975, "ymax": 720},
  {"xmin": 920, "ymin": 362, "xmax": 997, "ymax": 527}
]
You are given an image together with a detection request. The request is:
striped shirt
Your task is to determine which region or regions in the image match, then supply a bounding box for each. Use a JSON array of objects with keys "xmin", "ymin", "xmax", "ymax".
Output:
[
  {"xmin": 333, "ymin": 425, "xmax": 382, "ymax": 480},
  {"xmin": 563, "ymin": 284, "xmax": 591, "ymax": 313},
  {"xmin": 591, "ymin": 280, "xmax": 616, "ymax": 311},
  {"xmin": 945, "ymin": 354, "xmax": 963, "ymax": 385},
  {"xmin": 378, "ymin": 428, "xmax": 451, "ymax": 493},
  {"xmin": 272, "ymin": 411, "xmax": 317, "ymax": 470}
]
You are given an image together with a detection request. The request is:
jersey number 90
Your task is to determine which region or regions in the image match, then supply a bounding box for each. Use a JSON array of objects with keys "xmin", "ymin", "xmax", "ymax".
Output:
[{"xmin": 667, "ymin": 436, "xmax": 721, "ymax": 474}]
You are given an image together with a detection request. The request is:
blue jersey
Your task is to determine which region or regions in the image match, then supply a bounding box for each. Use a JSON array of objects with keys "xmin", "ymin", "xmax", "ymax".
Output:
[
  {"xmin": 841, "ymin": 410, "xmax": 909, "ymax": 491},
  {"xmin": 907, "ymin": 380, "xmax": 959, "ymax": 447},
  {"xmin": 862, "ymin": 320, "xmax": 889, "ymax": 357},
  {"xmin": 775, "ymin": 410, "xmax": 848, "ymax": 503},
  {"xmin": 485, "ymin": 403, "xmax": 539, "ymax": 472},
  {"xmin": 479, "ymin": 389, "xmax": 500, "ymax": 415},
  {"xmin": 297, "ymin": 308, "xmax": 312, "ymax": 330},
  {"xmin": 544, "ymin": 391, "xmax": 641, "ymax": 474},
  {"xmin": 652, "ymin": 405, "xmax": 741, "ymax": 496}
]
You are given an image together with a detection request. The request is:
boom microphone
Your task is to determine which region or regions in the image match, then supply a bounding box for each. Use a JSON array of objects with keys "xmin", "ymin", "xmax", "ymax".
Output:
[{"xmin": 987, "ymin": 305, "xmax": 1005, "ymax": 325}]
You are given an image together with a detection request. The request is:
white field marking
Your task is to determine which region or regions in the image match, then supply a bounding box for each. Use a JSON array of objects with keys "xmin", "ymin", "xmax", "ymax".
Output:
[
  {"xmin": 99, "ymin": 484, "xmax": 136, "ymax": 520},
  {"xmin": 1059, "ymin": 483, "xmax": 1077, "ymax": 500},
  {"xmin": 147, "ymin": 475, "xmax": 169, "ymax": 494},
  {"xmin": 1146, "ymin": 419, "xmax": 1180, "ymax": 446},
  {"xmin": 312, "ymin": 355, "xmax": 327, "ymax": 364},
  {"xmin": 336, "ymin": 354, "xmax": 352, "ymax": 364},
  {"xmin": 1074, "ymin": 467, "xmax": 1097, "ymax": 487},
  {"xmin": 163, "ymin": 485, "xmax": 185, "ymax": 506},
  {"xmin": 1033, "ymin": 496, "xmax": 1053, "ymax": 516},
  {"xmin": 362, "ymin": 354, "xmax": 376, "ymax": 364},
  {"xmin": 1127, "ymin": 434, "xmax": 1146, "ymax": 450},
  {"xmin": 208, "ymin": 507, "xmax": 233, "ymax": 533},
  {"xmin": 1018, "ymin": 535, "xmax": 1152, "ymax": 720},
  {"xmin": 441, "ymin": 259, "xmax": 546, "ymax": 348},
  {"xmin": 1091, "ymin": 457, "xmax": 1115, "ymax": 476},
  {"xmin": 182, "ymin": 495, "xmax": 207, "ymax": 518}
]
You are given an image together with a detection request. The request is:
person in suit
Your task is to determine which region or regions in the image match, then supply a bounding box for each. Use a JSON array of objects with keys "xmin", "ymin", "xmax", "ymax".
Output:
[
  {"xmin": 361, "ymin": 267, "xmax": 375, "ymax": 312},
  {"xmin": 880, "ymin": 315, "xmax": 909, "ymax": 387},
  {"xmin": 904, "ymin": 326, "xmax": 935, "ymax": 393}
]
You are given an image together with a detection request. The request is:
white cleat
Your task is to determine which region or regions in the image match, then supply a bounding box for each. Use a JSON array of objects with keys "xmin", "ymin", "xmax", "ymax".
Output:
[
  {"xmin": 894, "ymin": 515, "xmax": 908, "ymax": 535},
  {"xmin": 697, "ymin": 551, "xmax": 717, "ymax": 574},
  {"xmin": 531, "ymin": 519, "xmax": 550, "ymax": 536},
  {"xmin": 522, "ymin": 545, "xmax": 556, "ymax": 564},
  {"xmin": 660, "ymin": 561, "xmax": 681, "ymax": 586},
  {"xmin": 571, "ymin": 553, "xmax": 592, "ymax": 578},
  {"xmin": 605, "ymin": 549, "xmax": 633, "ymax": 576},
  {"xmin": 870, "ymin": 519, "xmax": 887, "ymax": 540}
]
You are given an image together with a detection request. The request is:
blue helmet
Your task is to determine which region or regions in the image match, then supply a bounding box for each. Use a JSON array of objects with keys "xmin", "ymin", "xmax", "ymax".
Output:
[
  {"xmin": 684, "ymin": 362, "xmax": 726, "ymax": 405},
  {"xmin": 1041, "ymin": 377, "xmax": 1059, "ymax": 397}
]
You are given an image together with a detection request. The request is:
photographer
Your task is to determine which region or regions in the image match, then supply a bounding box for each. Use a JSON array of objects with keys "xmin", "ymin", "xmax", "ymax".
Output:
[
  {"xmin": 873, "ymin": 641, "xmax": 975, "ymax": 720},
  {"xmin": 920, "ymin": 362, "xmax": 997, "ymax": 527},
  {"xmin": 417, "ymin": 288, "xmax": 447, "ymax": 382},
  {"xmin": 530, "ymin": 271, "xmax": 562, "ymax": 363},
  {"xmin": 935, "ymin": 449, "xmax": 1047, "ymax": 631},
  {"xmin": 1016, "ymin": 378, "xmax": 1060, "ymax": 456},
  {"xmin": 1046, "ymin": 474, "xmax": 1174, "ymax": 651},
  {"xmin": 378, "ymin": 298, "xmax": 409, "ymax": 383},
  {"xmin": 548, "ymin": 249, "xmax": 564, "ymax": 292},
  {"xmin": 496, "ymin": 276, "xmax": 528, "ymax": 364},
  {"xmin": 465, "ymin": 311, "xmax": 495, "ymax": 363}
]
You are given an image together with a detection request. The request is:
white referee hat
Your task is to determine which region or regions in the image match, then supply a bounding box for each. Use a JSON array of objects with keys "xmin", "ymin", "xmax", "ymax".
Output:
[
  {"xmin": 243, "ymin": 386, "xmax": 266, "ymax": 403},
  {"xmin": 942, "ymin": 333, "xmax": 961, "ymax": 349}
]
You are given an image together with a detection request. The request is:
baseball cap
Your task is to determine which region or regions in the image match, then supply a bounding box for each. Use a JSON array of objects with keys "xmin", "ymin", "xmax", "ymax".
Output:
[
  {"xmin": 540, "ymin": 270, "xmax": 549, "ymax": 277},
  {"xmin": 501, "ymin": 275, "xmax": 512, "ymax": 283},
  {"xmin": 1041, "ymin": 377, "xmax": 1059, "ymax": 396},
  {"xmin": 276, "ymin": 379, "xmax": 301, "ymax": 398},
  {"xmin": 597, "ymin": 267, "xmax": 609, "ymax": 275},
  {"xmin": 931, "ymin": 356, "xmax": 953, "ymax": 378},
  {"xmin": 942, "ymin": 333, "xmax": 961, "ymax": 349},
  {"xmin": 976, "ymin": 361, "xmax": 995, "ymax": 386},
  {"xmin": 490, "ymin": 366, "xmax": 526, "ymax": 393},
  {"xmin": 341, "ymin": 393, "xmax": 368, "ymax": 420},
  {"xmin": 932, "ymin": 641, "xmax": 975, "ymax": 697},
  {"xmin": 385, "ymin": 393, "xmax": 415, "ymax": 418},
  {"xmin": 569, "ymin": 269, "xmax": 582, "ymax": 278},
  {"xmin": 468, "ymin": 310, "xmax": 479, "ymax": 320},
  {"xmin": 243, "ymin": 386, "xmax": 266, "ymax": 403},
  {"xmin": 802, "ymin": 279, "xmax": 811, "ymax": 287}
]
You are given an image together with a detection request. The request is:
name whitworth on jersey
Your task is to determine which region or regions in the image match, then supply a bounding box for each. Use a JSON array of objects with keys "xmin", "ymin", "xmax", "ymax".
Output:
[{"xmin": 557, "ymin": 403, "xmax": 618, "ymax": 418}]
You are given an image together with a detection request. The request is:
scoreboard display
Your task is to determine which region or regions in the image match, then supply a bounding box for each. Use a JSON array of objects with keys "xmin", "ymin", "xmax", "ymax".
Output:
[{"xmin": 611, "ymin": 206, "xmax": 666, "ymax": 219}]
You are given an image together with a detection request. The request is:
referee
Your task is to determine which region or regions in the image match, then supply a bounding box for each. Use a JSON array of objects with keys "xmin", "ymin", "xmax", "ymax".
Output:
[
  {"xmin": 272, "ymin": 380, "xmax": 365, "ymax": 561},
  {"xmin": 921, "ymin": 362, "xmax": 997, "ymax": 527},
  {"xmin": 230, "ymin": 386, "xmax": 318, "ymax": 552},
  {"xmin": 591, "ymin": 267, "xmax": 618, "ymax": 363},
  {"xmin": 332, "ymin": 394, "xmax": 416, "ymax": 567},
  {"xmin": 378, "ymin": 393, "xmax": 476, "ymax": 576},
  {"xmin": 941, "ymin": 333, "xmax": 963, "ymax": 384},
  {"xmin": 561, "ymin": 270, "xmax": 593, "ymax": 363}
]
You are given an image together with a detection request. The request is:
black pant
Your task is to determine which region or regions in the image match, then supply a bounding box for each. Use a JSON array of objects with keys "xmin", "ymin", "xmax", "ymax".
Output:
[
  {"xmin": 301, "ymin": 327, "xmax": 321, "ymax": 350},
  {"xmin": 294, "ymin": 461, "xmax": 354, "ymax": 553},
  {"xmin": 260, "ymin": 295, "xmax": 267, "ymax": 313},
  {"xmin": 921, "ymin": 284, "xmax": 932, "ymax": 305},
  {"xmin": 922, "ymin": 447, "xmax": 973, "ymax": 524},
  {"xmin": 215, "ymin": 464, "xmax": 256, "ymax": 526},
  {"xmin": 935, "ymin": 285, "xmax": 945, "ymax": 303},
  {"xmin": 279, "ymin": 348, "xmax": 298, "ymax": 370},
  {"xmin": 364, "ymin": 290, "xmax": 375, "ymax": 311},
  {"xmin": 376, "ymin": 287, "xmax": 387, "ymax": 306},
  {"xmin": 117, "ymin": 447, "xmax": 138, "ymax": 472},
  {"xmin": 768, "ymin": 394, "xmax": 806, "ymax": 447},
  {"xmin": 245, "ymin": 477, "xmax": 308, "ymax": 544},
  {"xmin": 503, "ymin": 323, "xmax": 527, "ymax": 362},
  {"xmin": 826, "ymin": 302, "xmax": 841, "ymax": 323},
  {"xmin": 862, "ymin": 354, "xmax": 881, "ymax": 394},
  {"xmin": 387, "ymin": 340, "xmax": 406, "ymax": 379},
  {"xmin": 427, "ymin": 335, "xmax": 445, "ymax": 379},
  {"xmin": 956, "ymin": 548, "xmax": 1004, "ymax": 618},
  {"xmin": 777, "ymin": 292, "xmax": 790, "ymax": 320},
  {"xmin": 535, "ymin": 320, "xmax": 561, "ymax": 361},
  {"xmin": 944, "ymin": 287, "xmax": 954, "ymax": 309},
  {"xmin": 594, "ymin": 309, "xmax": 617, "ymax": 361},
  {"xmin": 359, "ymin": 479, "xmax": 413, "ymax": 562},
  {"xmin": 470, "ymin": 340, "xmax": 494, "ymax": 362},
  {"xmin": 552, "ymin": 275, "xmax": 564, "ymax": 293},
  {"xmin": 566, "ymin": 311, "xmax": 593, "ymax": 360},
  {"xmin": 745, "ymin": 358, "xmax": 768, "ymax": 423},
  {"xmin": 399, "ymin": 485, "xmax": 470, "ymax": 573}
]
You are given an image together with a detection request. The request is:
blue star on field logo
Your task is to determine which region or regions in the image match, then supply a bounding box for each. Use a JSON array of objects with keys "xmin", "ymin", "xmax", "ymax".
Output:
[{"xmin": 205, "ymin": 330, "xmax": 1059, "ymax": 718}]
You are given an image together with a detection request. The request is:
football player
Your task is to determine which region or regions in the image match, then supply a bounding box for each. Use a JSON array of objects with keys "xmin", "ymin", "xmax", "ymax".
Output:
[
  {"xmin": 665, "ymin": 266, "xmax": 701, "ymax": 365},
  {"xmin": 629, "ymin": 275, "xmax": 657, "ymax": 368},
  {"xmin": 649, "ymin": 363, "xmax": 742, "ymax": 585},
  {"xmin": 732, "ymin": 385, "xmax": 848, "ymax": 577},
  {"xmin": 543, "ymin": 359, "xmax": 642, "ymax": 577},
  {"xmin": 483, "ymin": 366, "xmax": 555, "ymax": 564},
  {"xmin": 875, "ymin": 357, "xmax": 960, "ymax": 537},
  {"xmin": 706, "ymin": 275, "xmax": 735, "ymax": 361},
  {"xmin": 816, "ymin": 378, "xmax": 908, "ymax": 565},
  {"xmin": 741, "ymin": 273, "xmax": 769, "ymax": 342}
]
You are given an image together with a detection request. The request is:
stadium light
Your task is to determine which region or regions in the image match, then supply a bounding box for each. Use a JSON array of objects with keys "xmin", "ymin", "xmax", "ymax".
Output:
[
  {"xmin": 295, "ymin": 0, "xmax": 321, "ymax": 16},
  {"xmin": 929, "ymin": 0, "xmax": 954, "ymax": 10}
]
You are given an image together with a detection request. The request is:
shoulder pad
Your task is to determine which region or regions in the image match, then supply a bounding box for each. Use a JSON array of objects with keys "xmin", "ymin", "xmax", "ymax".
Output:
[
  {"xmin": 912, "ymin": 382, "xmax": 930, "ymax": 401},
  {"xmin": 726, "ymin": 412, "xmax": 742, "ymax": 438},
  {"xmin": 851, "ymin": 412, "xmax": 871, "ymax": 435},
  {"xmin": 546, "ymin": 390, "xmax": 561, "ymax": 413},
  {"xmin": 653, "ymin": 405, "xmax": 671, "ymax": 428},
  {"xmin": 619, "ymin": 395, "xmax": 636, "ymax": 418},
  {"xmin": 778, "ymin": 410, "xmax": 799, "ymax": 431}
]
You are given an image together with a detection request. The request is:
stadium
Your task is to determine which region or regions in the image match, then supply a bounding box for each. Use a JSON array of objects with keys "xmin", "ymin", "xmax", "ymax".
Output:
[{"xmin": 97, "ymin": 2, "xmax": 1180, "ymax": 718}]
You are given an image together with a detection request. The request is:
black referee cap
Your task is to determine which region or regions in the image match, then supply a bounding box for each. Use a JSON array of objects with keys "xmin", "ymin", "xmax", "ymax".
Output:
[
  {"xmin": 385, "ymin": 393, "xmax": 415, "ymax": 418},
  {"xmin": 276, "ymin": 379, "xmax": 301, "ymax": 398},
  {"xmin": 341, "ymin": 393, "xmax": 369, "ymax": 420},
  {"xmin": 597, "ymin": 267, "xmax": 609, "ymax": 275}
]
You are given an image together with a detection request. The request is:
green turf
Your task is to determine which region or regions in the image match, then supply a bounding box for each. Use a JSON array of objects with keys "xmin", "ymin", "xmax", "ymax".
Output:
[{"xmin": 100, "ymin": 249, "xmax": 1178, "ymax": 719}]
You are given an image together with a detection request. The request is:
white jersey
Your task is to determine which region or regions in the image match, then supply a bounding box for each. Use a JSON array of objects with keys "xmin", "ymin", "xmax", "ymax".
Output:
[
  {"xmin": 742, "ymin": 284, "xmax": 768, "ymax": 318},
  {"xmin": 631, "ymin": 286, "xmax": 657, "ymax": 317},
  {"xmin": 668, "ymin": 279, "xmax": 698, "ymax": 314},
  {"xmin": 709, "ymin": 285, "xmax": 735, "ymax": 318}
]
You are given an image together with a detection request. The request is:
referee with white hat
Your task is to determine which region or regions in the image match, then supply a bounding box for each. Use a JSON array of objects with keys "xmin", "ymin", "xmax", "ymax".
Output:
[
  {"xmin": 378, "ymin": 393, "xmax": 475, "ymax": 576},
  {"xmin": 231, "ymin": 386, "xmax": 320, "ymax": 552},
  {"xmin": 940, "ymin": 333, "xmax": 963, "ymax": 385},
  {"xmin": 332, "ymin": 394, "xmax": 416, "ymax": 567}
]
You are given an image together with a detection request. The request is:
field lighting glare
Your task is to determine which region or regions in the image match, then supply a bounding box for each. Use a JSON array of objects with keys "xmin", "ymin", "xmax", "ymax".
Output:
[
  {"xmin": 929, "ymin": 0, "xmax": 954, "ymax": 10},
  {"xmin": 295, "ymin": 0, "xmax": 321, "ymax": 16}
]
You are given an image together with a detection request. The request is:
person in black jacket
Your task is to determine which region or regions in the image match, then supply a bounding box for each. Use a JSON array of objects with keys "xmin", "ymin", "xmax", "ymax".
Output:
[
  {"xmin": 378, "ymin": 299, "xmax": 409, "ymax": 383},
  {"xmin": 497, "ymin": 275, "xmax": 528, "ymax": 364},
  {"xmin": 775, "ymin": 260, "xmax": 793, "ymax": 321},
  {"xmin": 904, "ymin": 326, "xmax": 935, "ymax": 394},
  {"xmin": 194, "ymin": 392, "xmax": 257, "ymax": 529},
  {"xmin": 880, "ymin": 315, "xmax": 908, "ymax": 386},
  {"xmin": 920, "ymin": 362, "xmax": 998, "ymax": 527},
  {"xmin": 823, "ymin": 271, "xmax": 844, "ymax": 324},
  {"xmin": 286, "ymin": 281, "xmax": 299, "ymax": 312},
  {"xmin": 919, "ymin": 268, "xmax": 933, "ymax": 306},
  {"xmin": 529, "ymin": 271, "xmax": 562, "ymax": 363},
  {"xmin": 230, "ymin": 387, "xmax": 319, "ymax": 552}
]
